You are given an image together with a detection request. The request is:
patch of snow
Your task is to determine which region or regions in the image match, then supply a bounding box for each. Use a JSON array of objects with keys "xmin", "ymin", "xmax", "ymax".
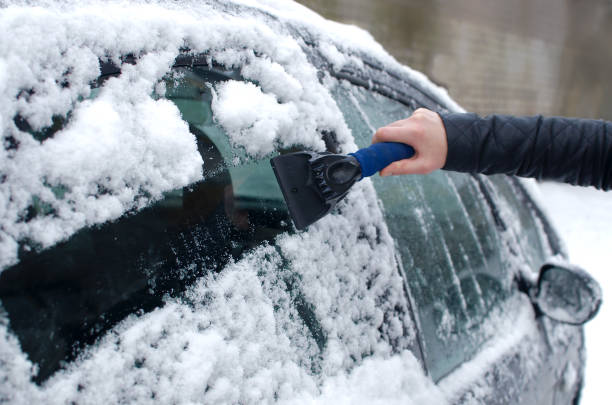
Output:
[
  {"xmin": 292, "ymin": 351, "xmax": 447, "ymax": 405},
  {"xmin": 0, "ymin": 315, "xmax": 38, "ymax": 404},
  {"xmin": 212, "ymin": 80, "xmax": 300, "ymax": 156},
  {"xmin": 211, "ymin": 78, "xmax": 330, "ymax": 157},
  {"xmin": 236, "ymin": 0, "xmax": 464, "ymax": 111},
  {"xmin": 439, "ymin": 295, "xmax": 542, "ymax": 402},
  {"xmin": 232, "ymin": 0, "xmax": 463, "ymax": 112}
]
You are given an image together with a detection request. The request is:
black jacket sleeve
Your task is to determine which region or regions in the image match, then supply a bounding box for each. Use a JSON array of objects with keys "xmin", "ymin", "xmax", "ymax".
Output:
[{"xmin": 439, "ymin": 112, "xmax": 612, "ymax": 190}]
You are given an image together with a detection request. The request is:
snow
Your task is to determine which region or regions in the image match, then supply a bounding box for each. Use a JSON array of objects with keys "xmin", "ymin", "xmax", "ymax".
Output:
[
  {"xmin": 211, "ymin": 78, "xmax": 330, "ymax": 157},
  {"xmin": 438, "ymin": 295, "xmax": 542, "ymax": 402},
  {"xmin": 0, "ymin": 0, "xmax": 358, "ymax": 270},
  {"xmin": 537, "ymin": 182, "xmax": 612, "ymax": 405},
  {"xmin": 0, "ymin": 2, "xmax": 206, "ymax": 269},
  {"xmin": 0, "ymin": 183, "xmax": 440, "ymax": 404},
  {"xmin": 294, "ymin": 351, "xmax": 446, "ymax": 405},
  {"xmin": 0, "ymin": 0, "xmax": 584, "ymax": 404}
]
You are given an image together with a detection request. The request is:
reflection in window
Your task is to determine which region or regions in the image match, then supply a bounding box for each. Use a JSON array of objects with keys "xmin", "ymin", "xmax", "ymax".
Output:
[{"xmin": 0, "ymin": 66, "xmax": 290, "ymax": 382}]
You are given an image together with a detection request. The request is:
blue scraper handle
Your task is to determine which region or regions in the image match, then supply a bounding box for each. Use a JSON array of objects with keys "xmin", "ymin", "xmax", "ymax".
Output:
[{"xmin": 350, "ymin": 142, "xmax": 415, "ymax": 178}]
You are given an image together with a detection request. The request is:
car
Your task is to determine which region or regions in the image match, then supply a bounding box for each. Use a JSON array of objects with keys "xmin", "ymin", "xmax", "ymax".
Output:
[{"xmin": 0, "ymin": 1, "xmax": 601, "ymax": 404}]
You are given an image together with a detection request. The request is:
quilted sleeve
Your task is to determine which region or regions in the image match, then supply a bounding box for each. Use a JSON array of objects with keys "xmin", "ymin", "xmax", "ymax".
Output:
[{"xmin": 439, "ymin": 112, "xmax": 612, "ymax": 190}]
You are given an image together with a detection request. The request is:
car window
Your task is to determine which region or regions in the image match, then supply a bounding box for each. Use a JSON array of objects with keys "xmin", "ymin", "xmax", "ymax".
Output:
[
  {"xmin": 0, "ymin": 66, "xmax": 292, "ymax": 382},
  {"xmin": 332, "ymin": 82, "xmax": 512, "ymax": 381},
  {"xmin": 481, "ymin": 174, "xmax": 550, "ymax": 269}
]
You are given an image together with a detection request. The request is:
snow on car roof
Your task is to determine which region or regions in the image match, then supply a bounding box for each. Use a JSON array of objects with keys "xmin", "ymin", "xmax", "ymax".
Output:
[{"xmin": 0, "ymin": 1, "xmax": 528, "ymax": 404}]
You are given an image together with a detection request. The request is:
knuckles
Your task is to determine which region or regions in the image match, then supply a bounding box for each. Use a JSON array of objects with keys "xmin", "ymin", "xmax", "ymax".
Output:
[
  {"xmin": 413, "ymin": 108, "xmax": 429, "ymax": 116},
  {"xmin": 374, "ymin": 126, "xmax": 396, "ymax": 140},
  {"xmin": 374, "ymin": 107, "xmax": 437, "ymax": 144},
  {"xmin": 407, "ymin": 121, "xmax": 425, "ymax": 138}
]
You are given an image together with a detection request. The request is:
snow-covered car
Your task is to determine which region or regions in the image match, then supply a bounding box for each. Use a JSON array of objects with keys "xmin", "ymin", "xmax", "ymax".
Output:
[{"xmin": 0, "ymin": 1, "xmax": 601, "ymax": 404}]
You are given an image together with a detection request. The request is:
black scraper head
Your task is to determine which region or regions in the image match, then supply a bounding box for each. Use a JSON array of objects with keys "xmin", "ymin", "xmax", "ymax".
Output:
[{"xmin": 270, "ymin": 151, "xmax": 361, "ymax": 230}]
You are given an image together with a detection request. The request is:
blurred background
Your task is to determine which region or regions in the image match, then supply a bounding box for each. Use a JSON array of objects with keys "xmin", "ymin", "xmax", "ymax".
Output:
[
  {"xmin": 298, "ymin": 0, "xmax": 612, "ymax": 120},
  {"xmin": 297, "ymin": 1, "xmax": 612, "ymax": 403}
]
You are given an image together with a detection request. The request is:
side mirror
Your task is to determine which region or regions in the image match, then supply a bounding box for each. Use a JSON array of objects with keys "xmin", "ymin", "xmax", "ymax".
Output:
[{"xmin": 533, "ymin": 259, "xmax": 602, "ymax": 325}]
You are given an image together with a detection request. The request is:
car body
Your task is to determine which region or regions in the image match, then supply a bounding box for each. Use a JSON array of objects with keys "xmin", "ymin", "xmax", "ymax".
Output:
[{"xmin": 0, "ymin": 1, "xmax": 598, "ymax": 404}]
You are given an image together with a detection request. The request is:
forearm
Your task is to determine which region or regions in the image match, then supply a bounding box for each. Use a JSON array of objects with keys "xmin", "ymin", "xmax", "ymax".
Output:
[{"xmin": 440, "ymin": 112, "xmax": 612, "ymax": 190}]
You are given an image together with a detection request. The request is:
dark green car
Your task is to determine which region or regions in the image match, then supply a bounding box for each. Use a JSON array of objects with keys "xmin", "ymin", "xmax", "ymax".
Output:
[{"xmin": 0, "ymin": 1, "xmax": 600, "ymax": 403}]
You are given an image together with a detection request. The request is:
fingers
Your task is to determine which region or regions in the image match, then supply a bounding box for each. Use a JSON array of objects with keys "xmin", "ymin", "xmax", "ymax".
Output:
[
  {"xmin": 382, "ymin": 108, "xmax": 429, "ymax": 129},
  {"xmin": 379, "ymin": 159, "xmax": 429, "ymax": 177},
  {"xmin": 372, "ymin": 123, "xmax": 419, "ymax": 145},
  {"xmin": 385, "ymin": 117, "xmax": 412, "ymax": 128}
]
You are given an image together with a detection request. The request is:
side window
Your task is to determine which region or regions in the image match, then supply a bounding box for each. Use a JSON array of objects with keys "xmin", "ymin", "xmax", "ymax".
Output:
[
  {"xmin": 333, "ymin": 83, "xmax": 512, "ymax": 381},
  {"xmin": 0, "ymin": 66, "xmax": 291, "ymax": 382},
  {"xmin": 482, "ymin": 174, "xmax": 550, "ymax": 268}
]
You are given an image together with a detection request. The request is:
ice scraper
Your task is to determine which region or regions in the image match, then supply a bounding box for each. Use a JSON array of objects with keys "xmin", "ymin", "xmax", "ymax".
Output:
[{"xmin": 270, "ymin": 142, "xmax": 415, "ymax": 230}]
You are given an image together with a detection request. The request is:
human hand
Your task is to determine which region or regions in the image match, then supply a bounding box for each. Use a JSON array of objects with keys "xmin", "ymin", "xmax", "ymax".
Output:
[{"xmin": 372, "ymin": 108, "xmax": 448, "ymax": 176}]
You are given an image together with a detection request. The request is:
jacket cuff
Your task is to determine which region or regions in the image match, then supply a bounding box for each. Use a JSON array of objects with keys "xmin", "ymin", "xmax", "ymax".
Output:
[{"xmin": 439, "ymin": 112, "xmax": 481, "ymax": 173}]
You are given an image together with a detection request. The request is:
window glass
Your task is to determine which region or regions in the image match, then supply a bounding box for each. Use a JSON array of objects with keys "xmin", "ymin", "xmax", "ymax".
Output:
[
  {"xmin": 332, "ymin": 83, "xmax": 512, "ymax": 381},
  {"xmin": 482, "ymin": 174, "xmax": 548, "ymax": 269},
  {"xmin": 0, "ymin": 66, "xmax": 291, "ymax": 382}
]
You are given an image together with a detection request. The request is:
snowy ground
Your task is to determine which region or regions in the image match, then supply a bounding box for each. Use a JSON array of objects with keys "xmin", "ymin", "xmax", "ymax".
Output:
[{"xmin": 538, "ymin": 182, "xmax": 611, "ymax": 404}]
